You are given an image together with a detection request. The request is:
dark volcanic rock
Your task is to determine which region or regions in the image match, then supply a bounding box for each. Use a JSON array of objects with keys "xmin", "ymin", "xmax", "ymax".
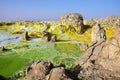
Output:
[
  {"xmin": 22, "ymin": 31, "xmax": 30, "ymax": 40},
  {"xmin": 0, "ymin": 75, "xmax": 6, "ymax": 80}
]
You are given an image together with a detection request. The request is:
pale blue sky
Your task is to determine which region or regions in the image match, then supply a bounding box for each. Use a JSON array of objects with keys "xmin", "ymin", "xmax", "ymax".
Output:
[{"xmin": 0, "ymin": 0, "xmax": 120, "ymax": 21}]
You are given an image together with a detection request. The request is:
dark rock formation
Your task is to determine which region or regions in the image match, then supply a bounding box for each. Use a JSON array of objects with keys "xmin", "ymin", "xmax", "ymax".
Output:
[
  {"xmin": 75, "ymin": 29, "xmax": 120, "ymax": 80},
  {"xmin": 22, "ymin": 31, "xmax": 30, "ymax": 40},
  {"xmin": 60, "ymin": 13, "xmax": 84, "ymax": 34},
  {"xmin": 0, "ymin": 46, "xmax": 9, "ymax": 51},
  {"xmin": 0, "ymin": 46, "xmax": 5, "ymax": 51},
  {"xmin": 91, "ymin": 24, "xmax": 106, "ymax": 42},
  {"xmin": 0, "ymin": 75, "xmax": 6, "ymax": 80}
]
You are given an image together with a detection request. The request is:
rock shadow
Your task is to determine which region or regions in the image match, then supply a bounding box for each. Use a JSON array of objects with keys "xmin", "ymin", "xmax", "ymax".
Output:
[{"xmin": 81, "ymin": 25, "xmax": 92, "ymax": 34}]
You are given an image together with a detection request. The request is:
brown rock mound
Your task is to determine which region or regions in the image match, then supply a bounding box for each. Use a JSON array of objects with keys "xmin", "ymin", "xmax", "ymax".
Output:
[
  {"xmin": 48, "ymin": 67, "xmax": 72, "ymax": 80},
  {"xmin": 75, "ymin": 29, "xmax": 120, "ymax": 80},
  {"xmin": 41, "ymin": 32, "xmax": 57, "ymax": 42},
  {"xmin": 24, "ymin": 61, "xmax": 53, "ymax": 80},
  {"xmin": 24, "ymin": 61, "xmax": 73, "ymax": 80}
]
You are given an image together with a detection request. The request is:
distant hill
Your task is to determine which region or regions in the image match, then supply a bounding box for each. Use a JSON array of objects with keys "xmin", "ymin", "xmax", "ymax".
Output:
[{"xmin": 84, "ymin": 16, "xmax": 120, "ymax": 27}]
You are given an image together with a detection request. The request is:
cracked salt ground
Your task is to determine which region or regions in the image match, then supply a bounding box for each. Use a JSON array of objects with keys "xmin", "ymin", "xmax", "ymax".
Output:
[{"xmin": 0, "ymin": 32, "xmax": 22, "ymax": 46}]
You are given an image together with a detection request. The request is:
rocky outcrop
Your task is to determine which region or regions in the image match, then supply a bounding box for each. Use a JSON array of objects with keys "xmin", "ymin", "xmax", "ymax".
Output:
[
  {"xmin": 24, "ymin": 61, "xmax": 73, "ymax": 80},
  {"xmin": 0, "ymin": 46, "xmax": 9, "ymax": 51},
  {"xmin": 97, "ymin": 28, "xmax": 120, "ymax": 72},
  {"xmin": 91, "ymin": 24, "xmax": 106, "ymax": 42},
  {"xmin": 84, "ymin": 16, "xmax": 120, "ymax": 27},
  {"xmin": 24, "ymin": 28, "xmax": 120, "ymax": 80},
  {"xmin": 24, "ymin": 61, "xmax": 53, "ymax": 80},
  {"xmin": 48, "ymin": 67, "xmax": 72, "ymax": 80},
  {"xmin": 60, "ymin": 13, "xmax": 84, "ymax": 34},
  {"xmin": 22, "ymin": 31, "xmax": 30, "ymax": 40},
  {"xmin": 0, "ymin": 46, "xmax": 5, "ymax": 51},
  {"xmin": 75, "ymin": 29, "xmax": 120, "ymax": 80},
  {"xmin": 41, "ymin": 32, "xmax": 57, "ymax": 42}
]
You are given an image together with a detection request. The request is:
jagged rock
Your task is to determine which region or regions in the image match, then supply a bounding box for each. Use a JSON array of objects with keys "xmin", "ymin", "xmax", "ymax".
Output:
[
  {"xmin": 76, "ymin": 39, "xmax": 105, "ymax": 67},
  {"xmin": 48, "ymin": 67, "xmax": 72, "ymax": 80},
  {"xmin": 60, "ymin": 13, "xmax": 84, "ymax": 34},
  {"xmin": 22, "ymin": 31, "xmax": 30, "ymax": 40},
  {"xmin": 24, "ymin": 61, "xmax": 53, "ymax": 80},
  {"xmin": 91, "ymin": 24, "xmax": 106, "ymax": 42},
  {"xmin": 75, "ymin": 29, "xmax": 120, "ymax": 80}
]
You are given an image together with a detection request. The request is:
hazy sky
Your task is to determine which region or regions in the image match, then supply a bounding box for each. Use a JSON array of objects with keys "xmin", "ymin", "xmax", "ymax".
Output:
[{"xmin": 0, "ymin": 0, "xmax": 120, "ymax": 21}]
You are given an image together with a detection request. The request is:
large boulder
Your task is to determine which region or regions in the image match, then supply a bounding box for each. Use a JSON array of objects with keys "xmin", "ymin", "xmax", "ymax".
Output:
[
  {"xmin": 24, "ymin": 61, "xmax": 73, "ymax": 80},
  {"xmin": 48, "ymin": 67, "xmax": 72, "ymax": 80},
  {"xmin": 24, "ymin": 61, "xmax": 53, "ymax": 80},
  {"xmin": 60, "ymin": 13, "xmax": 84, "ymax": 34},
  {"xmin": 75, "ymin": 29, "xmax": 120, "ymax": 80}
]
